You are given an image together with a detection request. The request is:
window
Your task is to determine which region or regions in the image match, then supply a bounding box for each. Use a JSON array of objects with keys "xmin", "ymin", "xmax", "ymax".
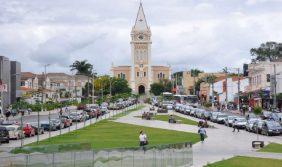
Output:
[
  {"xmin": 140, "ymin": 64, "xmax": 143, "ymax": 68},
  {"xmin": 144, "ymin": 72, "xmax": 146, "ymax": 77},
  {"xmin": 163, "ymin": 74, "xmax": 165, "ymax": 79},
  {"xmin": 118, "ymin": 74, "xmax": 120, "ymax": 78},
  {"xmin": 266, "ymin": 74, "xmax": 271, "ymax": 82},
  {"xmin": 137, "ymin": 72, "xmax": 139, "ymax": 77}
]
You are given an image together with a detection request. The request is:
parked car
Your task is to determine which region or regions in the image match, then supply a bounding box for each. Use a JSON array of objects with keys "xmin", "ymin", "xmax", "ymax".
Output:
[
  {"xmin": 224, "ymin": 116, "xmax": 237, "ymax": 127},
  {"xmin": 100, "ymin": 106, "xmax": 108, "ymax": 115},
  {"xmin": 203, "ymin": 111, "xmax": 212, "ymax": 120},
  {"xmin": 195, "ymin": 109, "xmax": 203, "ymax": 118},
  {"xmin": 77, "ymin": 104, "xmax": 86, "ymax": 110},
  {"xmin": 40, "ymin": 121, "xmax": 57, "ymax": 131},
  {"xmin": 246, "ymin": 118, "xmax": 260, "ymax": 132},
  {"xmin": 22, "ymin": 123, "xmax": 35, "ymax": 137},
  {"xmin": 0, "ymin": 127, "xmax": 9, "ymax": 143},
  {"xmin": 261, "ymin": 111, "xmax": 272, "ymax": 120},
  {"xmin": 174, "ymin": 104, "xmax": 182, "ymax": 112},
  {"xmin": 184, "ymin": 106, "xmax": 192, "ymax": 115},
  {"xmin": 215, "ymin": 113, "xmax": 228, "ymax": 124},
  {"xmin": 246, "ymin": 113, "xmax": 257, "ymax": 120},
  {"xmin": 252, "ymin": 120, "xmax": 265, "ymax": 134},
  {"xmin": 270, "ymin": 113, "xmax": 282, "ymax": 125},
  {"xmin": 4, "ymin": 125, "xmax": 23, "ymax": 140},
  {"xmin": 60, "ymin": 117, "xmax": 72, "ymax": 127},
  {"xmin": 261, "ymin": 121, "xmax": 282, "ymax": 136},
  {"xmin": 210, "ymin": 112, "xmax": 221, "ymax": 122},
  {"xmin": 29, "ymin": 122, "xmax": 44, "ymax": 135},
  {"xmin": 233, "ymin": 118, "xmax": 247, "ymax": 129},
  {"xmin": 190, "ymin": 108, "xmax": 197, "ymax": 116},
  {"xmin": 84, "ymin": 109, "xmax": 95, "ymax": 118},
  {"xmin": 51, "ymin": 119, "xmax": 65, "ymax": 130}
]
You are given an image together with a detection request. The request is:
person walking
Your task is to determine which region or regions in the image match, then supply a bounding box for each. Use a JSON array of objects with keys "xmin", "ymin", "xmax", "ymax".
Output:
[
  {"xmin": 232, "ymin": 119, "xmax": 239, "ymax": 132},
  {"xmin": 139, "ymin": 130, "xmax": 148, "ymax": 146},
  {"xmin": 198, "ymin": 126, "xmax": 206, "ymax": 143}
]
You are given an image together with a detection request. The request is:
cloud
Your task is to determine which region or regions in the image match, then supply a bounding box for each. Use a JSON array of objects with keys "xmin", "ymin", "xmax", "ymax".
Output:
[{"xmin": 0, "ymin": 0, "xmax": 282, "ymax": 74}]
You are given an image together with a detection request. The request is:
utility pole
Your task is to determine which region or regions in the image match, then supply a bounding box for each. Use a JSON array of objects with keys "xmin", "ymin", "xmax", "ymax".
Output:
[
  {"xmin": 237, "ymin": 68, "xmax": 240, "ymax": 111},
  {"xmin": 92, "ymin": 71, "xmax": 95, "ymax": 104},
  {"xmin": 225, "ymin": 67, "xmax": 228, "ymax": 106},
  {"xmin": 273, "ymin": 64, "xmax": 277, "ymax": 110}
]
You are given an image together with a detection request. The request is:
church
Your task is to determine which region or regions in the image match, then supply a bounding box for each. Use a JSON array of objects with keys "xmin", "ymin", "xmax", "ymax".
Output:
[{"xmin": 111, "ymin": 3, "xmax": 171, "ymax": 94}]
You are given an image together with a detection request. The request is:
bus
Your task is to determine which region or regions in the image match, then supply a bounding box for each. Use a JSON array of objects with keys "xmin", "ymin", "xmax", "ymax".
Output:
[{"xmin": 173, "ymin": 94, "xmax": 198, "ymax": 105}]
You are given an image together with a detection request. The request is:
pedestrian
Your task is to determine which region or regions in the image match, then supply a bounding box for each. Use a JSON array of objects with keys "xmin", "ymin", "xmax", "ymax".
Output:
[
  {"xmin": 232, "ymin": 119, "xmax": 239, "ymax": 132},
  {"xmin": 65, "ymin": 106, "xmax": 69, "ymax": 113},
  {"xmin": 5, "ymin": 108, "xmax": 11, "ymax": 121},
  {"xmin": 248, "ymin": 106, "xmax": 252, "ymax": 113},
  {"xmin": 59, "ymin": 108, "xmax": 63, "ymax": 116},
  {"xmin": 198, "ymin": 126, "xmax": 206, "ymax": 142},
  {"xmin": 139, "ymin": 130, "xmax": 148, "ymax": 146},
  {"xmin": 27, "ymin": 108, "xmax": 31, "ymax": 115}
]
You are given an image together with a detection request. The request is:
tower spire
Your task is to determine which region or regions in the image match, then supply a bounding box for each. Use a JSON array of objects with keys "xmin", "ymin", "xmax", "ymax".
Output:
[{"xmin": 133, "ymin": 2, "xmax": 149, "ymax": 31}]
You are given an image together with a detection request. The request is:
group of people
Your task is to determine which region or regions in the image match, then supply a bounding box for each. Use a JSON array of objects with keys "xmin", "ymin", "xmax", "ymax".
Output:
[{"xmin": 141, "ymin": 112, "xmax": 151, "ymax": 120}]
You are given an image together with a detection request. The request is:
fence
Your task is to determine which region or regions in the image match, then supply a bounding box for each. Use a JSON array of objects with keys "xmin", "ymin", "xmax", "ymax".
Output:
[{"xmin": 0, "ymin": 142, "xmax": 193, "ymax": 167}]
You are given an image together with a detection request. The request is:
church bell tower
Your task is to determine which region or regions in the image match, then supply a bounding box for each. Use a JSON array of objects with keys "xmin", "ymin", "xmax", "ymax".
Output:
[{"xmin": 130, "ymin": 2, "xmax": 152, "ymax": 94}]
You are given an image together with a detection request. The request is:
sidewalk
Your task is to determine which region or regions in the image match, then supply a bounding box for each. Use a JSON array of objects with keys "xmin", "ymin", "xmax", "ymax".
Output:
[{"xmin": 8, "ymin": 106, "xmax": 77, "ymax": 121}]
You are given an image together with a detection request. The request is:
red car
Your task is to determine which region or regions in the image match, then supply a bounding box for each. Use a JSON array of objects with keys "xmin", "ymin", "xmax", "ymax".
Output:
[
  {"xmin": 61, "ymin": 117, "xmax": 72, "ymax": 127},
  {"xmin": 22, "ymin": 123, "xmax": 35, "ymax": 137}
]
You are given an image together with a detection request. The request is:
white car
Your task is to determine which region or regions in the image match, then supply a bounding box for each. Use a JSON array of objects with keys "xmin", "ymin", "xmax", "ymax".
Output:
[{"xmin": 5, "ymin": 125, "xmax": 23, "ymax": 140}]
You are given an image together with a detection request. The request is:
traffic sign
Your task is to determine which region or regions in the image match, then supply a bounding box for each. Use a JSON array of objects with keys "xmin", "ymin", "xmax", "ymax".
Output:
[{"xmin": 0, "ymin": 84, "xmax": 7, "ymax": 92}]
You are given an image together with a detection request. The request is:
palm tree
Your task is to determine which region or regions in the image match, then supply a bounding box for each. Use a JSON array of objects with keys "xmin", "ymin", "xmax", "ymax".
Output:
[
  {"xmin": 191, "ymin": 68, "xmax": 202, "ymax": 95},
  {"xmin": 205, "ymin": 74, "xmax": 216, "ymax": 108},
  {"xmin": 70, "ymin": 60, "xmax": 93, "ymax": 76}
]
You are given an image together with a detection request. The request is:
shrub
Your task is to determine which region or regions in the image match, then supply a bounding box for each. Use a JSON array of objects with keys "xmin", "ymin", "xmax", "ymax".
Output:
[{"xmin": 253, "ymin": 106, "xmax": 262, "ymax": 115}]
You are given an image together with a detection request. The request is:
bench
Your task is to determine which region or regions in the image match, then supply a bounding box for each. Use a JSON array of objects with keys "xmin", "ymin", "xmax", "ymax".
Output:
[{"xmin": 252, "ymin": 141, "xmax": 264, "ymax": 149}]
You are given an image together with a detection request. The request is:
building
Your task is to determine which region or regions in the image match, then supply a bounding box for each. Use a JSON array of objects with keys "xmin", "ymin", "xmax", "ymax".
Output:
[
  {"xmin": 20, "ymin": 72, "xmax": 89, "ymax": 103},
  {"xmin": 0, "ymin": 56, "xmax": 21, "ymax": 112},
  {"xmin": 174, "ymin": 71, "xmax": 226, "ymax": 95},
  {"xmin": 210, "ymin": 76, "xmax": 249, "ymax": 105},
  {"xmin": 0, "ymin": 56, "xmax": 11, "ymax": 111},
  {"xmin": 247, "ymin": 60, "xmax": 282, "ymax": 108},
  {"xmin": 10, "ymin": 61, "xmax": 21, "ymax": 104},
  {"xmin": 111, "ymin": 3, "xmax": 171, "ymax": 94}
]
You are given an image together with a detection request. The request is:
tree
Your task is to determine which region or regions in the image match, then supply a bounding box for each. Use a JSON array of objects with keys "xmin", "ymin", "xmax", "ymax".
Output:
[
  {"xmin": 70, "ymin": 60, "xmax": 93, "ymax": 76},
  {"xmin": 250, "ymin": 42, "xmax": 282, "ymax": 62},
  {"xmin": 93, "ymin": 75, "xmax": 131, "ymax": 96},
  {"xmin": 191, "ymin": 68, "xmax": 202, "ymax": 95},
  {"xmin": 150, "ymin": 83, "xmax": 165, "ymax": 96}
]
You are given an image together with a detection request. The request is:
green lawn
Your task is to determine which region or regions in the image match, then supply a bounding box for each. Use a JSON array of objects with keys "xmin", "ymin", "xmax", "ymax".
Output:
[
  {"xmin": 150, "ymin": 114, "xmax": 198, "ymax": 126},
  {"xmin": 28, "ymin": 120, "xmax": 199, "ymax": 150},
  {"xmin": 259, "ymin": 143, "xmax": 282, "ymax": 153},
  {"xmin": 204, "ymin": 156, "xmax": 282, "ymax": 167}
]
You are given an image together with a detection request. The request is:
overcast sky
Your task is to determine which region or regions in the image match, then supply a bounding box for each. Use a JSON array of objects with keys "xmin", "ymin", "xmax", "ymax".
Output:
[{"xmin": 1, "ymin": 0, "xmax": 282, "ymax": 74}]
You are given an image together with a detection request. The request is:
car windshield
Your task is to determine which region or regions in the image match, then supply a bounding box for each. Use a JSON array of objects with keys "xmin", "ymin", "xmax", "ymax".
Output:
[
  {"xmin": 267, "ymin": 121, "xmax": 281, "ymax": 128},
  {"xmin": 228, "ymin": 116, "xmax": 236, "ymax": 120},
  {"xmin": 70, "ymin": 113, "xmax": 78, "ymax": 116},
  {"xmin": 248, "ymin": 119, "xmax": 257, "ymax": 124},
  {"xmin": 237, "ymin": 118, "xmax": 246, "ymax": 122},
  {"xmin": 217, "ymin": 114, "xmax": 227, "ymax": 118},
  {"xmin": 6, "ymin": 127, "xmax": 15, "ymax": 131}
]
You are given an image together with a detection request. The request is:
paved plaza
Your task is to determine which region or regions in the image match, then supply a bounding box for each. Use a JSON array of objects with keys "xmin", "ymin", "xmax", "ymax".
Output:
[{"xmin": 115, "ymin": 105, "xmax": 282, "ymax": 167}]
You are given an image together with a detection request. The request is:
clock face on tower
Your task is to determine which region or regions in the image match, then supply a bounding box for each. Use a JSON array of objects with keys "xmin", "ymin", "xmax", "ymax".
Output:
[{"xmin": 138, "ymin": 35, "xmax": 144, "ymax": 40}]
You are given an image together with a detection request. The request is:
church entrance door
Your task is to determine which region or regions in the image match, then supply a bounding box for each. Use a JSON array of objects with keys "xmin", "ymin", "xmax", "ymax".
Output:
[{"xmin": 138, "ymin": 85, "xmax": 145, "ymax": 94}]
